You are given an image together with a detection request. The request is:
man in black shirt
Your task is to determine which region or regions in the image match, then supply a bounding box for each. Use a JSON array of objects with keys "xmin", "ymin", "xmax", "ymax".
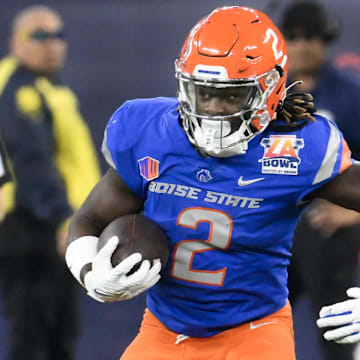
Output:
[{"xmin": 0, "ymin": 5, "xmax": 100, "ymax": 360}]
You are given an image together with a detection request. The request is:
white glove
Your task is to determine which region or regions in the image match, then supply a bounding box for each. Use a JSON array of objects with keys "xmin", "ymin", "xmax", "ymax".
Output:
[
  {"xmin": 84, "ymin": 236, "xmax": 162, "ymax": 303},
  {"xmin": 317, "ymin": 287, "xmax": 360, "ymax": 344}
]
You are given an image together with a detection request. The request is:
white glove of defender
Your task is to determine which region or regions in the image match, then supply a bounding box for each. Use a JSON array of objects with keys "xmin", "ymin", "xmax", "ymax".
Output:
[
  {"xmin": 317, "ymin": 287, "xmax": 360, "ymax": 344},
  {"xmin": 84, "ymin": 236, "xmax": 162, "ymax": 303}
]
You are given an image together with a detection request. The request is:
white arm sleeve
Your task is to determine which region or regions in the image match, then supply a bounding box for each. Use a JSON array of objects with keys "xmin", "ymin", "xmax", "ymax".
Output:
[{"xmin": 65, "ymin": 236, "xmax": 99, "ymax": 286}]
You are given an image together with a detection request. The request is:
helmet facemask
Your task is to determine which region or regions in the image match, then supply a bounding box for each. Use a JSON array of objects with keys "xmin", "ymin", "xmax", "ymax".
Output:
[
  {"xmin": 175, "ymin": 6, "xmax": 288, "ymax": 157},
  {"xmin": 176, "ymin": 67, "xmax": 281, "ymax": 158}
]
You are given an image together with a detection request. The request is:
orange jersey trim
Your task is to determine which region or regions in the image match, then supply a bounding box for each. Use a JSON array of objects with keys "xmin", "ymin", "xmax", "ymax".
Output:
[{"xmin": 339, "ymin": 139, "xmax": 352, "ymax": 173}]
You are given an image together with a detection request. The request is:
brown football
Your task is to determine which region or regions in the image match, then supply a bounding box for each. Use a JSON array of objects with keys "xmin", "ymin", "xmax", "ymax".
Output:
[{"xmin": 97, "ymin": 214, "xmax": 169, "ymax": 274}]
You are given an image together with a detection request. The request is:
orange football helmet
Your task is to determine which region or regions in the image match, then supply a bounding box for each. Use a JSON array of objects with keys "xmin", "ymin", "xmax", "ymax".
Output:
[{"xmin": 175, "ymin": 6, "xmax": 288, "ymax": 157}]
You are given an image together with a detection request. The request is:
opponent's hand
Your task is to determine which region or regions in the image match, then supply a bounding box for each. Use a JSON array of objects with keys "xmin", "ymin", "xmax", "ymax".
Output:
[
  {"xmin": 317, "ymin": 287, "xmax": 360, "ymax": 344},
  {"xmin": 84, "ymin": 236, "xmax": 161, "ymax": 303}
]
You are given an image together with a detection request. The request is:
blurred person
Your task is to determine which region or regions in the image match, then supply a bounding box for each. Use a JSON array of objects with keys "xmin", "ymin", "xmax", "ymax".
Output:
[
  {"xmin": 63, "ymin": 6, "xmax": 360, "ymax": 360},
  {"xmin": 0, "ymin": 5, "xmax": 100, "ymax": 360},
  {"xmin": 280, "ymin": 1, "xmax": 360, "ymax": 359}
]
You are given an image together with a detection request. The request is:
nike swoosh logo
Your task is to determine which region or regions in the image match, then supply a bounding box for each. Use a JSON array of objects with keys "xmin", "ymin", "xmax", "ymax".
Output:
[
  {"xmin": 249, "ymin": 321, "xmax": 277, "ymax": 330},
  {"xmin": 237, "ymin": 176, "xmax": 264, "ymax": 187}
]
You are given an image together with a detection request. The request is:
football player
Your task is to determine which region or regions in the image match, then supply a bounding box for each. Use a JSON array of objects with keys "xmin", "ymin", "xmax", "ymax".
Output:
[{"xmin": 65, "ymin": 6, "xmax": 360, "ymax": 360}]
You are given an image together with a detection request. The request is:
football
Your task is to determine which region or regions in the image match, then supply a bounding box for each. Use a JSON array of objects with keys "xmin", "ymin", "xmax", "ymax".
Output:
[{"xmin": 97, "ymin": 214, "xmax": 169, "ymax": 273}]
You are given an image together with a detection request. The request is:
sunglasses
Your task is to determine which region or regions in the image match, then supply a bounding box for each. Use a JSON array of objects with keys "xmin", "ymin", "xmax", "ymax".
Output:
[{"xmin": 21, "ymin": 29, "xmax": 66, "ymax": 42}]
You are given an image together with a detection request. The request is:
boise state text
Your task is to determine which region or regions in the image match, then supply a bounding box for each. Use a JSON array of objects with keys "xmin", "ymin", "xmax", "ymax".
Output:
[{"xmin": 149, "ymin": 181, "xmax": 263, "ymax": 208}]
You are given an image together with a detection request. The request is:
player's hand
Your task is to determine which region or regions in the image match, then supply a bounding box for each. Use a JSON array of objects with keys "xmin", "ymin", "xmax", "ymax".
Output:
[
  {"xmin": 84, "ymin": 236, "xmax": 161, "ymax": 303},
  {"xmin": 317, "ymin": 287, "xmax": 360, "ymax": 344}
]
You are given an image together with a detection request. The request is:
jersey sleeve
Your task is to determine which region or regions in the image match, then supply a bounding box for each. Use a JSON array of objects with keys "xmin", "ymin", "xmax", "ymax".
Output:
[
  {"xmin": 297, "ymin": 117, "xmax": 353, "ymax": 203},
  {"xmin": 101, "ymin": 101, "xmax": 145, "ymax": 199}
]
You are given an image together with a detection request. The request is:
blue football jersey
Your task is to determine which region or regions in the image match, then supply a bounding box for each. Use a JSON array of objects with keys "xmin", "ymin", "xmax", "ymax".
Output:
[{"xmin": 102, "ymin": 97, "xmax": 353, "ymax": 337}]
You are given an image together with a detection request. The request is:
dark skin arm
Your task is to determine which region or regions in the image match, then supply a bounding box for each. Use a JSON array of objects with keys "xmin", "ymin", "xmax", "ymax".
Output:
[
  {"xmin": 67, "ymin": 167, "xmax": 144, "ymax": 245},
  {"xmin": 309, "ymin": 163, "xmax": 360, "ymax": 210}
]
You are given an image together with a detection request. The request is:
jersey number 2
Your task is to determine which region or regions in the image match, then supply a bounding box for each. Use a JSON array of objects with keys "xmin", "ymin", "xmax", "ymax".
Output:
[{"xmin": 171, "ymin": 207, "xmax": 233, "ymax": 286}]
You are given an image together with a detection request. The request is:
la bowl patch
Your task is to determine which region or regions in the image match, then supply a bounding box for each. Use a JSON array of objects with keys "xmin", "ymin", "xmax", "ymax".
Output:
[{"xmin": 259, "ymin": 135, "xmax": 304, "ymax": 175}]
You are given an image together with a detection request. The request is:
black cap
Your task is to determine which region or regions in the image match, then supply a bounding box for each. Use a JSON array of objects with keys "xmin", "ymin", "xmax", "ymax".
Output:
[{"xmin": 280, "ymin": 1, "xmax": 340, "ymax": 43}]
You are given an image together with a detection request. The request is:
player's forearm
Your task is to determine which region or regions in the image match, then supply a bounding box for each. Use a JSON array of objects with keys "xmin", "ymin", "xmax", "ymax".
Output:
[
  {"xmin": 65, "ymin": 207, "xmax": 105, "ymax": 287},
  {"xmin": 67, "ymin": 168, "xmax": 144, "ymax": 246},
  {"xmin": 67, "ymin": 207, "xmax": 107, "ymax": 246},
  {"xmin": 66, "ymin": 168, "xmax": 145, "ymax": 290}
]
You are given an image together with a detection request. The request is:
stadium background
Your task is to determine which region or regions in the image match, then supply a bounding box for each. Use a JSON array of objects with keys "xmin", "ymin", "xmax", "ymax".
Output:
[{"xmin": 0, "ymin": 0, "xmax": 359, "ymax": 359}]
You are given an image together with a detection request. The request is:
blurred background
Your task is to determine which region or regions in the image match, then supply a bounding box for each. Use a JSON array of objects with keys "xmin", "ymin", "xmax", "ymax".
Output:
[{"xmin": 0, "ymin": 0, "xmax": 359, "ymax": 359}]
